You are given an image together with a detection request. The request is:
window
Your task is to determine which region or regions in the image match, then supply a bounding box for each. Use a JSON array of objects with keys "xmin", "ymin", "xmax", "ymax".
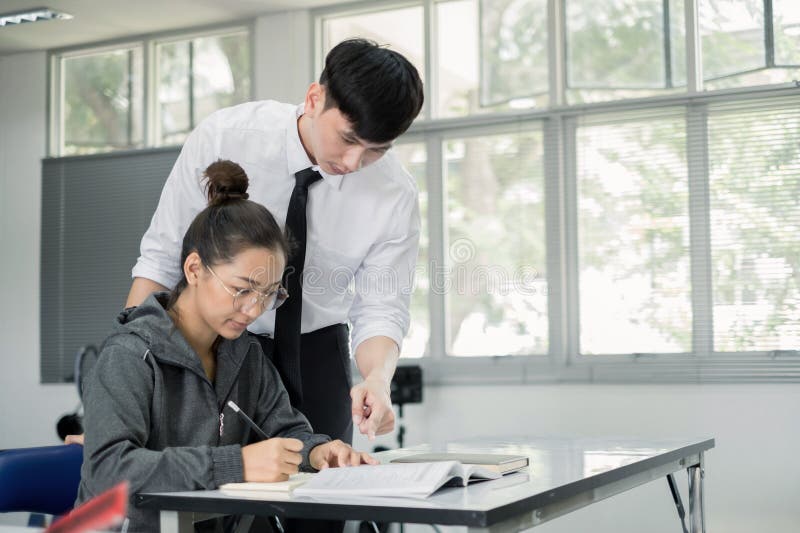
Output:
[
  {"xmin": 155, "ymin": 30, "xmax": 251, "ymax": 146},
  {"xmin": 700, "ymin": 0, "xmax": 800, "ymax": 89},
  {"xmin": 440, "ymin": 0, "xmax": 549, "ymax": 117},
  {"xmin": 51, "ymin": 26, "xmax": 251, "ymax": 156},
  {"xmin": 445, "ymin": 130, "xmax": 548, "ymax": 356},
  {"xmin": 319, "ymin": 3, "xmax": 800, "ymax": 380},
  {"xmin": 59, "ymin": 45, "xmax": 144, "ymax": 155},
  {"xmin": 477, "ymin": 0, "xmax": 549, "ymax": 110},
  {"xmin": 566, "ymin": 0, "xmax": 687, "ymax": 103},
  {"xmin": 708, "ymin": 99, "xmax": 800, "ymax": 351},
  {"xmin": 576, "ymin": 111, "xmax": 691, "ymax": 354}
]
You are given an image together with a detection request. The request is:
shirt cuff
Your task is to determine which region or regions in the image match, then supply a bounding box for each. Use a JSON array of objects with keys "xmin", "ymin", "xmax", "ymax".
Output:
[
  {"xmin": 350, "ymin": 324, "xmax": 405, "ymax": 355},
  {"xmin": 211, "ymin": 444, "xmax": 244, "ymax": 487},
  {"xmin": 131, "ymin": 258, "xmax": 181, "ymax": 291},
  {"xmin": 300, "ymin": 433, "xmax": 332, "ymax": 472}
]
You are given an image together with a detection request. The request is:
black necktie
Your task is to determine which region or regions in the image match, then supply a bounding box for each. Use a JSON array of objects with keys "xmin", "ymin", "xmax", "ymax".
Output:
[{"xmin": 274, "ymin": 167, "xmax": 322, "ymax": 407}]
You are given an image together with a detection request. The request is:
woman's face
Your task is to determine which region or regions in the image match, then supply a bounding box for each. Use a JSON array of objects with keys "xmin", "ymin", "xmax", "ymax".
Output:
[{"xmin": 192, "ymin": 247, "xmax": 285, "ymax": 340}]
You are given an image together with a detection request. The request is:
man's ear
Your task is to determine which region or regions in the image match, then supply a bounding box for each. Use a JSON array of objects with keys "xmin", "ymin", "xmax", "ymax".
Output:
[
  {"xmin": 184, "ymin": 252, "xmax": 203, "ymax": 286},
  {"xmin": 305, "ymin": 82, "xmax": 324, "ymax": 114}
]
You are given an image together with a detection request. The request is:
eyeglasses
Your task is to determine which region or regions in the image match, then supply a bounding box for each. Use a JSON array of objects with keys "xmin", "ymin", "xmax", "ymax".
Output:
[{"xmin": 206, "ymin": 265, "xmax": 289, "ymax": 314}]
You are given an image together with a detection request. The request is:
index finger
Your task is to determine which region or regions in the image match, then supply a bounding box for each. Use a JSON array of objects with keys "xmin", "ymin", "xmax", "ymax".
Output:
[
  {"xmin": 361, "ymin": 452, "xmax": 379, "ymax": 465},
  {"xmin": 350, "ymin": 386, "xmax": 368, "ymax": 417}
]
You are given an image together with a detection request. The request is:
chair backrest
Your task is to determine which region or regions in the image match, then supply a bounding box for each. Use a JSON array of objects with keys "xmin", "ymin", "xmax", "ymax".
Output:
[{"xmin": 0, "ymin": 444, "xmax": 83, "ymax": 515}]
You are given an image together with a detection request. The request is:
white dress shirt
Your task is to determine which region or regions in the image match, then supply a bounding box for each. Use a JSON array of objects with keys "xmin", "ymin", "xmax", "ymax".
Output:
[{"xmin": 132, "ymin": 101, "xmax": 420, "ymax": 352}]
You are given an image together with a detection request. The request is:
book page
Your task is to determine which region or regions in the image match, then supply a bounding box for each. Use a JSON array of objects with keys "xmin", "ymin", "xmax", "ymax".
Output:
[{"xmin": 293, "ymin": 461, "xmax": 463, "ymax": 499}]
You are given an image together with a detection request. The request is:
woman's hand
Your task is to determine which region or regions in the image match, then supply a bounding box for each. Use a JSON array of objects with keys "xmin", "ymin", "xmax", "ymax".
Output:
[
  {"xmin": 242, "ymin": 438, "xmax": 304, "ymax": 482},
  {"xmin": 65, "ymin": 434, "xmax": 85, "ymax": 445},
  {"xmin": 309, "ymin": 440, "xmax": 379, "ymax": 470}
]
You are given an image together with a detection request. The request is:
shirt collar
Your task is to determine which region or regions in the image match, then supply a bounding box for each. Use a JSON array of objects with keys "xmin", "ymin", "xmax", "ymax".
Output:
[{"xmin": 285, "ymin": 103, "xmax": 345, "ymax": 190}]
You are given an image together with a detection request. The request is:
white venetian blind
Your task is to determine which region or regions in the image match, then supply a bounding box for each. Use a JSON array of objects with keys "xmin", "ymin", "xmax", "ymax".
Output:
[{"xmin": 707, "ymin": 97, "xmax": 800, "ymax": 353}]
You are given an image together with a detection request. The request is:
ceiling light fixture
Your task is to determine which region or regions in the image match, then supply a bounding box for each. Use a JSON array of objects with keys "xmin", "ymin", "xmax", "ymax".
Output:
[{"xmin": 0, "ymin": 7, "xmax": 73, "ymax": 27}]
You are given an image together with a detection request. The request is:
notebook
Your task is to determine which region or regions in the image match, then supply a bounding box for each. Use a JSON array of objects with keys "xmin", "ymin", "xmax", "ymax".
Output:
[
  {"xmin": 292, "ymin": 461, "xmax": 499, "ymax": 499},
  {"xmin": 390, "ymin": 452, "xmax": 529, "ymax": 475},
  {"xmin": 219, "ymin": 473, "xmax": 314, "ymax": 495}
]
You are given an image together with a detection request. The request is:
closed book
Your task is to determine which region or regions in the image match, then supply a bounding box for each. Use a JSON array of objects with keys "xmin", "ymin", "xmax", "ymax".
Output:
[
  {"xmin": 390, "ymin": 453, "xmax": 529, "ymax": 474},
  {"xmin": 219, "ymin": 473, "xmax": 313, "ymax": 495}
]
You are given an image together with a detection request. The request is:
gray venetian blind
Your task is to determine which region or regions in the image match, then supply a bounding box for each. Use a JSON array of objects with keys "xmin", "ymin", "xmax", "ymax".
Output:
[{"xmin": 41, "ymin": 148, "xmax": 180, "ymax": 383}]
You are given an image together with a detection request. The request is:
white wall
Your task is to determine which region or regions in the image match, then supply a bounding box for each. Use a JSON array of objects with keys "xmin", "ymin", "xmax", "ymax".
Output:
[
  {"xmin": 0, "ymin": 51, "xmax": 80, "ymax": 448},
  {"xmin": 1, "ymin": 10, "xmax": 799, "ymax": 533}
]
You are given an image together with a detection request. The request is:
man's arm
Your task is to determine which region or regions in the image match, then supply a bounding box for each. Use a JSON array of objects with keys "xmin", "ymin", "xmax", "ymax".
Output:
[
  {"xmin": 126, "ymin": 278, "xmax": 169, "ymax": 308},
  {"xmin": 350, "ymin": 336, "xmax": 400, "ymax": 439}
]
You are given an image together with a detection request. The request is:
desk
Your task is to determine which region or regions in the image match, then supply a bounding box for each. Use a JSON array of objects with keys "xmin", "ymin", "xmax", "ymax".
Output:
[{"xmin": 137, "ymin": 436, "xmax": 714, "ymax": 533}]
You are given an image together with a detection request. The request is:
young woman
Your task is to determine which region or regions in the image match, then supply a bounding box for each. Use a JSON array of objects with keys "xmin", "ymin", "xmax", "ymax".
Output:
[{"xmin": 76, "ymin": 160, "xmax": 377, "ymax": 532}]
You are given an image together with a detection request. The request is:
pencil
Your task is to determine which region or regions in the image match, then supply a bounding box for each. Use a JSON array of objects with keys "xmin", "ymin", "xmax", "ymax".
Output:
[{"xmin": 227, "ymin": 400, "xmax": 270, "ymax": 440}]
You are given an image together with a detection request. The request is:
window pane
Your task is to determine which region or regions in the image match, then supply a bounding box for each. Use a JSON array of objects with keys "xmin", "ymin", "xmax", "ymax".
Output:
[
  {"xmin": 774, "ymin": 0, "xmax": 800, "ymax": 66},
  {"xmin": 156, "ymin": 31, "xmax": 250, "ymax": 146},
  {"xmin": 62, "ymin": 47, "xmax": 143, "ymax": 155},
  {"xmin": 567, "ymin": 0, "xmax": 686, "ymax": 103},
  {"xmin": 322, "ymin": 6, "xmax": 425, "ymax": 114},
  {"xmin": 192, "ymin": 33, "xmax": 251, "ymax": 125},
  {"xmin": 577, "ymin": 113, "xmax": 691, "ymax": 354},
  {"xmin": 157, "ymin": 41, "xmax": 191, "ymax": 146},
  {"xmin": 394, "ymin": 143, "xmax": 429, "ymax": 358},
  {"xmin": 709, "ymin": 100, "xmax": 800, "ymax": 351},
  {"xmin": 437, "ymin": 0, "xmax": 548, "ymax": 118},
  {"xmin": 700, "ymin": 0, "xmax": 765, "ymax": 82},
  {"xmin": 445, "ymin": 130, "xmax": 548, "ymax": 356}
]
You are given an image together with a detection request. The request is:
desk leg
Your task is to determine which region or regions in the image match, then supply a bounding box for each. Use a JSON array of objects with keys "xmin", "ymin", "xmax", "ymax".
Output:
[
  {"xmin": 159, "ymin": 510, "xmax": 195, "ymax": 533},
  {"xmin": 687, "ymin": 451, "xmax": 706, "ymax": 533}
]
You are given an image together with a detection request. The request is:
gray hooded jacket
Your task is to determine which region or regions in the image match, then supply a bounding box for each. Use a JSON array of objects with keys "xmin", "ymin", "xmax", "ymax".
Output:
[{"xmin": 76, "ymin": 292, "xmax": 330, "ymax": 532}]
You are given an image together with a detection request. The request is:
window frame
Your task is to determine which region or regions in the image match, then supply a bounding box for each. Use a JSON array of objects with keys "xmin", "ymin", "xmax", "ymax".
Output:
[
  {"xmin": 48, "ymin": 21, "xmax": 255, "ymax": 156},
  {"xmin": 314, "ymin": 0, "xmax": 800, "ymax": 384}
]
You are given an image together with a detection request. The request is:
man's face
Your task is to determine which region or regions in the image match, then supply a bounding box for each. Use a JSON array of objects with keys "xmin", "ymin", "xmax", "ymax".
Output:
[{"xmin": 304, "ymin": 85, "xmax": 393, "ymax": 175}]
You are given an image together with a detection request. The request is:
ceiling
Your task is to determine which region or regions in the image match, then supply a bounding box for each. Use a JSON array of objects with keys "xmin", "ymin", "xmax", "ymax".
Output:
[{"xmin": 0, "ymin": 0, "xmax": 342, "ymax": 55}]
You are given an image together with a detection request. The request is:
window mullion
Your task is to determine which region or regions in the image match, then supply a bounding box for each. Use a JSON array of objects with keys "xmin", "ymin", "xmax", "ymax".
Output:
[
  {"xmin": 687, "ymin": 104, "xmax": 714, "ymax": 357},
  {"xmin": 127, "ymin": 49, "xmax": 134, "ymax": 147},
  {"xmin": 663, "ymin": 0, "xmax": 673, "ymax": 89},
  {"xmin": 426, "ymin": 133, "xmax": 447, "ymax": 360},
  {"xmin": 544, "ymin": 116, "xmax": 566, "ymax": 365},
  {"xmin": 764, "ymin": 0, "xmax": 775, "ymax": 67},
  {"xmin": 685, "ymin": 0, "xmax": 703, "ymax": 93},
  {"xmin": 424, "ymin": 0, "xmax": 436, "ymax": 119},
  {"xmin": 562, "ymin": 115, "xmax": 580, "ymax": 361},
  {"xmin": 547, "ymin": 0, "xmax": 566, "ymax": 106},
  {"xmin": 144, "ymin": 39, "xmax": 154, "ymax": 147}
]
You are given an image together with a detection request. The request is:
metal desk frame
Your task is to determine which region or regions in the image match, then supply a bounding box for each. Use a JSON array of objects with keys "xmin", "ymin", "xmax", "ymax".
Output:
[{"xmin": 137, "ymin": 438, "xmax": 713, "ymax": 533}]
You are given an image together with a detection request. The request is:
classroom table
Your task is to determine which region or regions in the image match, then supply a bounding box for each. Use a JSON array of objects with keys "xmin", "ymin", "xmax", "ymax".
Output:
[{"xmin": 137, "ymin": 436, "xmax": 714, "ymax": 533}]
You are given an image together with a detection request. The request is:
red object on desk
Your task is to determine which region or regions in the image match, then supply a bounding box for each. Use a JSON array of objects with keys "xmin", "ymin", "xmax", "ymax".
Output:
[{"xmin": 44, "ymin": 481, "xmax": 128, "ymax": 533}]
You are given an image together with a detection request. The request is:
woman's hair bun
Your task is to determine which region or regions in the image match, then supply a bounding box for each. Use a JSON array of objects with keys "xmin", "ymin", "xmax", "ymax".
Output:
[{"xmin": 204, "ymin": 159, "xmax": 250, "ymax": 206}]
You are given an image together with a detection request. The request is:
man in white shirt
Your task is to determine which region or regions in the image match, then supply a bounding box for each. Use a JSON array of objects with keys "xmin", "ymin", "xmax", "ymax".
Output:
[{"xmin": 126, "ymin": 38, "xmax": 423, "ymax": 477}]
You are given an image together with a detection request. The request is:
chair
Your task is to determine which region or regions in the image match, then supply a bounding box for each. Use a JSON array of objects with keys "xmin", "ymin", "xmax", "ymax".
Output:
[{"xmin": 0, "ymin": 444, "xmax": 83, "ymax": 522}]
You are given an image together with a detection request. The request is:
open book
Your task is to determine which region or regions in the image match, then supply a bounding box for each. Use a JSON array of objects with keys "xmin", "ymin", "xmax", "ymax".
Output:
[
  {"xmin": 292, "ymin": 461, "xmax": 499, "ymax": 499},
  {"xmin": 390, "ymin": 453, "xmax": 529, "ymax": 475}
]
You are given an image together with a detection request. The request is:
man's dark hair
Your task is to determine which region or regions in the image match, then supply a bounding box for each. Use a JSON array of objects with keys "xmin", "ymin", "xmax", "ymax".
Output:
[{"xmin": 319, "ymin": 38, "xmax": 424, "ymax": 144}]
